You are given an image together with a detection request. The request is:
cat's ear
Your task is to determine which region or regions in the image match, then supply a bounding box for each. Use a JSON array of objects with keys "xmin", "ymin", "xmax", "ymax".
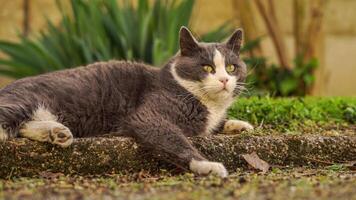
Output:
[
  {"xmin": 179, "ymin": 26, "xmax": 200, "ymax": 56},
  {"xmin": 225, "ymin": 29, "xmax": 243, "ymax": 55}
]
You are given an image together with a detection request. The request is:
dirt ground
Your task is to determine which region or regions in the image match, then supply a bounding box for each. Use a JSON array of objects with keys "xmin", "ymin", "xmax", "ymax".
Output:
[{"xmin": 1, "ymin": 167, "xmax": 355, "ymax": 200}]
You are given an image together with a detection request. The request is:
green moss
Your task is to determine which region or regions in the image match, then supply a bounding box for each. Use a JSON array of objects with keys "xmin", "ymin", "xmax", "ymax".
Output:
[{"xmin": 228, "ymin": 97, "xmax": 356, "ymax": 131}]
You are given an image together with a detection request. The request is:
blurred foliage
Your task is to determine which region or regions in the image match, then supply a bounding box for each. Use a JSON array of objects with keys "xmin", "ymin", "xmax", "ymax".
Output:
[
  {"xmin": 0, "ymin": 0, "xmax": 320, "ymax": 97},
  {"xmin": 0, "ymin": 0, "xmax": 231, "ymax": 78},
  {"xmin": 242, "ymin": 38, "xmax": 318, "ymax": 96},
  {"xmin": 229, "ymin": 97, "xmax": 356, "ymax": 131}
]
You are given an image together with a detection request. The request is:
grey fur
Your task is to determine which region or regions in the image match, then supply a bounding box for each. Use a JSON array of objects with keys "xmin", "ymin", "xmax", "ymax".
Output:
[{"xmin": 0, "ymin": 27, "xmax": 246, "ymax": 171}]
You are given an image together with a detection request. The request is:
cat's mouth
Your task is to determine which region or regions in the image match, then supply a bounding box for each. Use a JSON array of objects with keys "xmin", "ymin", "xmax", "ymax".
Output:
[
  {"xmin": 200, "ymin": 84, "xmax": 233, "ymax": 97},
  {"xmin": 220, "ymin": 88, "xmax": 228, "ymax": 92},
  {"xmin": 214, "ymin": 88, "xmax": 232, "ymax": 97},
  {"xmin": 220, "ymin": 86, "xmax": 232, "ymax": 93}
]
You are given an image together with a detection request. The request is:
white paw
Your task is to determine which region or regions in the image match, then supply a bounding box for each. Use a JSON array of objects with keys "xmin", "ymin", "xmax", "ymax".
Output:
[
  {"xmin": 223, "ymin": 120, "xmax": 254, "ymax": 133},
  {"xmin": 50, "ymin": 126, "xmax": 73, "ymax": 148},
  {"xmin": 20, "ymin": 121, "xmax": 73, "ymax": 148},
  {"xmin": 189, "ymin": 159, "xmax": 228, "ymax": 178}
]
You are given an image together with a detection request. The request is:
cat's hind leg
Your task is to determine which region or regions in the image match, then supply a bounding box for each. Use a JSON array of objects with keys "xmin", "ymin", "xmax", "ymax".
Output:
[
  {"xmin": 20, "ymin": 121, "xmax": 73, "ymax": 147},
  {"xmin": 19, "ymin": 106, "xmax": 73, "ymax": 147}
]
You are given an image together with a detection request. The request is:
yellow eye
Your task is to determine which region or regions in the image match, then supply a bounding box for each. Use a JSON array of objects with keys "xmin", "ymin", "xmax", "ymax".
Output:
[
  {"xmin": 226, "ymin": 64, "xmax": 236, "ymax": 73},
  {"xmin": 203, "ymin": 65, "xmax": 214, "ymax": 73}
]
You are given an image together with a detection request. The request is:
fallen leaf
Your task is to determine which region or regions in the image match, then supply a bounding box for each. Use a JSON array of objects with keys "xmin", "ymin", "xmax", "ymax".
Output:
[
  {"xmin": 39, "ymin": 171, "xmax": 64, "ymax": 179},
  {"xmin": 344, "ymin": 161, "xmax": 356, "ymax": 170},
  {"xmin": 242, "ymin": 152, "xmax": 270, "ymax": 173}
]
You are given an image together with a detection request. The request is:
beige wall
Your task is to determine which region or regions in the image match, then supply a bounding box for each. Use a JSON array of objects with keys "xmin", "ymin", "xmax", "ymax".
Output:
[
  {"xmin": 0, "ymin": 0, "xmax": 65, "ymax": 41},
  {"xmin": 0, "ymin": 0, "xmax": 355, "ymax": 96},
  {"xmin": 192, "ymin": 0, "xmax": 356, "ymax": 96}
]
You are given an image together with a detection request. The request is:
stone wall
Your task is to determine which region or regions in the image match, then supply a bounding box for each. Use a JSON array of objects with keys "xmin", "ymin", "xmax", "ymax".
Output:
[{"xmin": 0, "ymin": 0, "xmax": 355, "ymax": 96}]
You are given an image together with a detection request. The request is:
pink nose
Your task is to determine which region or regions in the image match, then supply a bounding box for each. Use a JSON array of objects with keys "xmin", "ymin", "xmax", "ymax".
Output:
[{"xmin": 219, "ymin": 78, "xmax": 229, "ymax": 86}]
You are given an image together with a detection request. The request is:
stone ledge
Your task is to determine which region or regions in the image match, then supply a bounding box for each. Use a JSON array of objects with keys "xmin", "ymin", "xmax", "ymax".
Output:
[{"xmin": 0, "ymin": 135, "xmax": 355, "ymax": 178}]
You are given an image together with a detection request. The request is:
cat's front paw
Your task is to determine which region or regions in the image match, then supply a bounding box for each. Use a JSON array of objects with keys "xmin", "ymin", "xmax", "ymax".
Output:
[
  {"xmin": 223, "ymin": 119, "xmax": 254, "ymax": 134},
  {"xmin": 189, "ymin": 159, "xmax": 228, "ymax": 178}
]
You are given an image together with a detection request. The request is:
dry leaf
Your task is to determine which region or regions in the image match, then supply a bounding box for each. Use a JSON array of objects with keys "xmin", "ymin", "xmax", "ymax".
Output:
[
  {"xmin": 344, "ymin": 161, "xmax": 356, "ymax": 170},
  {"xmin": 242, "ymin": 152, "xmax": 270, "ymax": 173},
  {"xmin": 39, "ymin": 171, "xmax": 64, "ymax": 179}
]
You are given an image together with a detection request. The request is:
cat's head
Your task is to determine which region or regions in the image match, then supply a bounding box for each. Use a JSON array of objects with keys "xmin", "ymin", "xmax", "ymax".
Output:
[{"xmin": 171, "ymin": 27, "xmax": 247, "ymax": 102}]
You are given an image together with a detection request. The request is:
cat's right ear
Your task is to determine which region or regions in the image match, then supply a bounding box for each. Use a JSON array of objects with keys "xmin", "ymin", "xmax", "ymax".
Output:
[
  {"xmin": 225, "ymin": 29, "xmax": 243, "ymax": 55},
  {"xmin": 179, "ymin": 26, "xmax": 199, "ymax": 56}
]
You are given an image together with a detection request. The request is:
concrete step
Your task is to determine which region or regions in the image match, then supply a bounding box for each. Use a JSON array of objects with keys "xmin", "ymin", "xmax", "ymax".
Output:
[{"xmin": 0, "ymin": 135, "xmax": 355, "ymax": 178}]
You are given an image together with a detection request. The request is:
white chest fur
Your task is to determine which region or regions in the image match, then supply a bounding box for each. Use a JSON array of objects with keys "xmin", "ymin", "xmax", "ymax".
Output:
[{"xmin": 203, "ymin": 99, "xmax": 232, "ymax": 134}]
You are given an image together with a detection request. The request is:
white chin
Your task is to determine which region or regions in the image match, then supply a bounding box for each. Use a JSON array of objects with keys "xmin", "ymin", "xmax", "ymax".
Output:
[
  {"xmin": 220, "ymin": 88, "xmax": 232, "ymax": 94},
  {"xmin": 221, "ymin": 90, "xmax": 232, "ymax": 97},
  {"xmin": 203, "ymin": 87, "xmax": 232, "ymax": 100},
  {"xmin": 212, "ymin": 89, "xmax": 231, "ymax": 99}
]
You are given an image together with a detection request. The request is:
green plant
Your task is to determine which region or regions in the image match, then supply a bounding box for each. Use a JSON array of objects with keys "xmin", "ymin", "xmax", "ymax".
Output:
[
  {"xmin": 326, "ymin": 164, "xmax": 345, "ymax": 172},
  {"xmin": 228, "ymin": 96, "xmax": 356, "ymax": 131},
  {"xmin": 242, "ymin": 38, "xmax": 318, "ymax": 96},
  {"xmin": 0, "ymin": 0, "xmax": 231, "ymax": 78}
]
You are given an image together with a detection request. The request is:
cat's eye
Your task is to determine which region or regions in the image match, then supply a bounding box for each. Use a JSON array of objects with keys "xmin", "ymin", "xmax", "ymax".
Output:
[
  {"xmin": 226, "ymin": 64, "xmax": 236, "ymax": 73},
  {"xmin": 203, "ymin": 65, "xmax": 214, "ymax": 73}
]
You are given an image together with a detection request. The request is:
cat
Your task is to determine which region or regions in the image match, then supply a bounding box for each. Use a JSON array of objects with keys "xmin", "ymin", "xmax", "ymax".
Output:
[{"xmin": 0, "ymin": 27, "xmax": 253, "ymax": 177}]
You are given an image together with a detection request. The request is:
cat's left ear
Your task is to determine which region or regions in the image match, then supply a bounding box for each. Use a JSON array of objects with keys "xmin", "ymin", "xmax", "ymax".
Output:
[
  {"xmin": 225, "ymin": 29, "xmax": 243, "ymax": 55},
  {"xmin": 179, "ymin": 26, "xmax": 200, "ymax": 56}
]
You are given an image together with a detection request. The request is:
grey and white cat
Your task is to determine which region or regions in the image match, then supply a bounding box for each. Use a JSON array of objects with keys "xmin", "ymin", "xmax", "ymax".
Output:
[{"xmin": 0, "ymin": 27, "xmax": 253, "ymax": 177}]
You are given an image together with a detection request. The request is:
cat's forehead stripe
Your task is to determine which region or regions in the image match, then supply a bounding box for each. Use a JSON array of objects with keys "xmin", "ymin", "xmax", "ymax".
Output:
[
  {"xmin": 213, "ymin": 49, "xmax": 229, "ymax": 78},
  {"xmin": 213, "ymin": 49, "xmax": 225, "ymax": 69}
]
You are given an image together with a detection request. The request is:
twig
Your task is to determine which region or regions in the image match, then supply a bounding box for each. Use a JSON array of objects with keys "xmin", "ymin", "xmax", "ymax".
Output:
[
  {"xmin": 22, "ymin": 0, "xmax": 31, "ymax": 37},
  {"xmin": 254, "ymin": 0, "xmax": 291, "ymax": 69},
  {"xmin": 293, "ymin": 0, "xmax": 307, "ymax": 57},
  {"xmin": 304, "ymin": 0, "xmax": 326, "ymax": 61},
  {"xmin": 302, "ymin": 156, "xmax": 335, "ymax": 165},
  {"xmin": 233, "ymin": 0, "xmax": 264, "ymax": 57}
]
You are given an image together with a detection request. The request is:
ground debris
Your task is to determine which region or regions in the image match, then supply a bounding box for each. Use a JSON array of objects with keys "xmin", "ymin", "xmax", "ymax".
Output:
[{"xmin": 242, "ymin": 152, "xmax": 270, "ymax": 173}]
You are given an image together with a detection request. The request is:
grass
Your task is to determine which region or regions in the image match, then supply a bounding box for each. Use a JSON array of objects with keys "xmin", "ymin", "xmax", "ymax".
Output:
[
  {"xmin": 228, "ymin": 97, "xmax": 356, "ymax": 132},
  {"xmin": 1, "ymin": 167, "xmax": 355, "ymax": 200}
]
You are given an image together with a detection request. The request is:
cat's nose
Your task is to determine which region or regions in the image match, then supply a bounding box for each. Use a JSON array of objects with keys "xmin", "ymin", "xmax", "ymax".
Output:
[{"xmin": 219, "ymin": 78, "xmax": 229, "ymax": 86}]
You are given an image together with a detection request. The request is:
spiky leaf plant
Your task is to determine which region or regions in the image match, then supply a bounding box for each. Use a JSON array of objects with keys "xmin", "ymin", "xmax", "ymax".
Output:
[{"xmin": 0, "ymin": 0, "xmax": 231, "ymax": 78}]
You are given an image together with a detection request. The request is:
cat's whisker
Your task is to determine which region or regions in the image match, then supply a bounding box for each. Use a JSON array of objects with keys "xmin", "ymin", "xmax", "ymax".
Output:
[
  {"xmin": 237, "ymin": 83, "xmax": 253, "ymax": 93},
  {"xmin": 236, "ymin": 86, "xmax": 248, "ymax": 93},
  {"xmin": 235, "ymin": 86, "xmax": 251, "ymax": 96}
]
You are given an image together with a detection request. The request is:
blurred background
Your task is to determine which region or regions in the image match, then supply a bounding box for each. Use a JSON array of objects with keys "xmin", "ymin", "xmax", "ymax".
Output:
[{"xmin": 0, "ymin": 0, "xmax": 355, "ymax": 96}]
